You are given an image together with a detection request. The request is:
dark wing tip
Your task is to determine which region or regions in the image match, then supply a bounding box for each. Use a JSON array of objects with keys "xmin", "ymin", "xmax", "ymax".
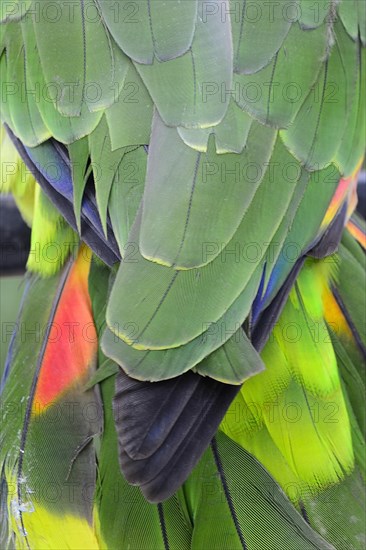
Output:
[{"xmin": 113, "ymin": 369, "xmax": 240, "ymax": 503}]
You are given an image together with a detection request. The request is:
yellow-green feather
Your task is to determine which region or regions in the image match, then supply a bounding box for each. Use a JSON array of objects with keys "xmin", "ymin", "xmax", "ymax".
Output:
[
  {"xmin": 221, "ymin": 259, "xmax": 354, "ymax": 502},
  {"xmin": 27, "ymin": 185, "xmax": 79, "ymax": 276}
]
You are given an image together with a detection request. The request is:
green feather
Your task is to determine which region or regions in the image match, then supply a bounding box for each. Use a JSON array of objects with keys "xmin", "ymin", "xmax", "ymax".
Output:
[
  {"xmin": 107, "ymin": 145, "xmax": 147, "ymax": 255},
  {"xmin": 234, "ymin": 21, "xmax": 328, "ymax": 128},
  {"xmin": 21, "ymin": 14, "xmax": 102, "ymax": 143},
  {"xmin": 135, "ymin": 0, "xmax": 233, "ymax": 128},
  {"xmin": 33, "ymin": 0, "xmax": 129, "ymax": 116},
  {"xmin": 105, "ymin": 63, "xmax": 153, "ymax": 150},
  {"xmin": 139, "ymin": 115, "xmax": 276, "ymax": 269},
  {"xmin": 232, "ymin": 0, "xmax": 296, "ymax": 74}
]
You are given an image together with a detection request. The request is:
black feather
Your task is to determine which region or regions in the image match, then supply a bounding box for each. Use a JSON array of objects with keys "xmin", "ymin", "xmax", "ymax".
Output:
[
  {"xmin": 308, "ymin": 202, "xmax": 347, "ymax": 259},
  {"xmin": 113, "ymin": 369, "xmax": 240, "ymax": 503}
]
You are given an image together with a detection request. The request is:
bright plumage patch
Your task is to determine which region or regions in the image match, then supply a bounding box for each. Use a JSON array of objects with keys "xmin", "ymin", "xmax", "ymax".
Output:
[
  {"xmin": 346, "ymin": 217, "xmax": 366, "ymax": 250},
  {"xmin": 33, "ymin": 246, "xmax": 97, "ymax": 411}
]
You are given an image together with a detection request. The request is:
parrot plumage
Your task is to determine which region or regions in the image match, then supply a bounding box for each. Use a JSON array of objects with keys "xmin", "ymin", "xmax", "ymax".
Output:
[{"xmin": 0, "ymin": 0, "xmax": 365, "ymax": 548}]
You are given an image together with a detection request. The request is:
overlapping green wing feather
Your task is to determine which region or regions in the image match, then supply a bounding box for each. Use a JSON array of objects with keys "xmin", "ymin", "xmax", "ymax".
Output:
[
  {"xmin": 3, "ymin": 0, "xmax": 363, "ymax": 384},
  {"xmin": 1, "ymin": 3, "xmax": 365, "ymax": 545}
]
